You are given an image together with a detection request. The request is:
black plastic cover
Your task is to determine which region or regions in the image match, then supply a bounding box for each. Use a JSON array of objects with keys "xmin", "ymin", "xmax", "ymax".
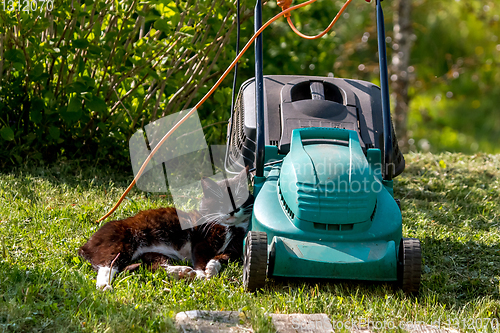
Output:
[{"xmin": 226, "ymin": 75, "xmax": 404, "ymax": 177}]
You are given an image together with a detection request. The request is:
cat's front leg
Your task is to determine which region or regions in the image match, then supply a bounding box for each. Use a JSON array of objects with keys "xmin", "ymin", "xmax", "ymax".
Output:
[
  {"xmin": 191, "ymin": 242, "xmax": 216, "ymax": 279},
  {"xmin": 204, "ymin": 259, "xmax": 222, "ymax": 278},
  {"xmin": 96, "ymin": 266, "xmax": 119, "ymax": 290},
  {"xmin": 192, "ymin": 249, "xmax": 229, "ymax": 279},
  {"xmin": 204, "ymin": 254, "xmax": 230, "ymax": 279},
  {"xmin": 163, "ymin": 265, "xmax": 197, "ymax": 280}
]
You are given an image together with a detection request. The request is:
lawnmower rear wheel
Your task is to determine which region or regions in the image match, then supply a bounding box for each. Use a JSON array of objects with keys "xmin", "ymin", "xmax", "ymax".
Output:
[
  {"xmin": 243, "ymin": 231, "xmax": 267, "ymax": 292},
  {"xmin": 398, "ymin": 238, "xmax": 422, "ymax": 294}
]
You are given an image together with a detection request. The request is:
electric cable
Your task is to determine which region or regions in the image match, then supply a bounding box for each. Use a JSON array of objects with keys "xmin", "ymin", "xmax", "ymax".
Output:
[
  {"xmin": 281, "ymin": 0, "xmax": 353, "ymax": 40},
  {"xmin": 230, "ymin": 0, "xmax": 241, "ymax": 118}
]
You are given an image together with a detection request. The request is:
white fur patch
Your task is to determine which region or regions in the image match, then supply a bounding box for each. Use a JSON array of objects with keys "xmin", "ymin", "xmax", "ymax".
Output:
[
  {"xmin": 218, "ymin": 231, "xmax": 233, "ymax": 254},
  {"xmin": 220, "ymin": 213, "xmax": 250, "ymax": 228},
  {"xmin": 131, "ymin": 242, "xmax": 192, "ymax": 262},
  {"xmin": 205, "ymin": 259, "xmax": 221, "ymax": 278},
  {"xmin": 164, "ymin": 265, "xmax": 196, "ymax": 280},
  {"xmin": 195, "ymin": 269, "xmax": 206, "ymax": 279},
  {"xmin": 96, "ymin": 266, "xmax": 118, "ymax": 290}
]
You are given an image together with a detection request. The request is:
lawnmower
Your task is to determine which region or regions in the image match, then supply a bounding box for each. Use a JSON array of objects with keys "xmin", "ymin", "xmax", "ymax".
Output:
[{"xmin": 224, "ymin": 0, "xmax": 422, "ymax": 293}]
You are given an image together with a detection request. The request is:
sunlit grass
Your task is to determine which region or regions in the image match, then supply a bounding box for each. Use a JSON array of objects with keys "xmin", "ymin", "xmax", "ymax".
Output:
[{"xmin": 0, "ymin": 153, "xmax": 499, "ymax": 332}]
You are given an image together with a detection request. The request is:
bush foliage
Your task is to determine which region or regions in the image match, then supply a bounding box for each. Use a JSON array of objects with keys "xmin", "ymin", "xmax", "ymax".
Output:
[
  {"xmin": 0, "ymin": 0, "xmax": 240, "ymax": 169},
  {"xmin": 1, "ymin": 0, "xmax": 499, "ymax": 170}
]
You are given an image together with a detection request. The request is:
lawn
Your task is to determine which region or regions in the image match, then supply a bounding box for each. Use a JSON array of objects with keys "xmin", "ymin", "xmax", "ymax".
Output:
[{"xmin": 0, "ymin": 153, "xmax": 499, "ymax": 332}]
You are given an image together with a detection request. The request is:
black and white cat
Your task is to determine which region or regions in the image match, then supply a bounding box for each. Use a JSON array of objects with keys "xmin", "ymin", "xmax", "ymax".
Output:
[{"xmin": 79, "ymin": 167, "xmax": 253, "ymax": 290}]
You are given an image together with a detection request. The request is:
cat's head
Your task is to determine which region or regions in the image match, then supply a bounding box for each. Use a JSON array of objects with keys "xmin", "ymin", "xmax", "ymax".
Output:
[{"xmin": 198, "ymin": 167, "xmax": 253, "ymax": 228}]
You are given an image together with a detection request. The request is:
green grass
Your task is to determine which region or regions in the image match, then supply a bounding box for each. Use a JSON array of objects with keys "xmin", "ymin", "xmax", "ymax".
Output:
[{"xmin": 0, "ymin": 153, "xmax": 499, "ymax": 332}]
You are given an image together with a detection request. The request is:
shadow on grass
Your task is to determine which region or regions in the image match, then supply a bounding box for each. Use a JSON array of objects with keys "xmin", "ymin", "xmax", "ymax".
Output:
[
  {"xmin": 0, "ymin": 161, "xmax": 175, "ymax": 223},
  {"xmin": 420, "ymin": 237, "xmax": 500, "ymax": 306},
  {"xmin": 266, "ymin": 276, "xmax": 399, "ymax": 298},
  {"xmin": 1, "ymin": 161, "xmax": 135, "ymax": 193},
  {"xmin": 256, "ymin": 235, "xmax": 500, "ymax": 317},
  {"xmin": 395, "ymin": 162, "xmax": 500, "ymax": 231}
]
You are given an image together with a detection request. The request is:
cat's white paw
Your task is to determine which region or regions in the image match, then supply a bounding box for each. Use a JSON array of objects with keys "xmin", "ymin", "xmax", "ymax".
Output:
[
  {"xmin": 205, "ymin": 259, "xmax": 221, "ymax": 279},
  {"xmin": 102, "ymin": 284, "xmax": 113, "ymax": 291},
  {"xmin": 194, "ymin": 269, "xmax": 206, "ymax": 279},
  {"xmin": 165, "ymin": 265, "xmax": 196, "ymax": 280},
  {"xmin": 96, "ymin": 266, "xmax": 118, "ymax": 290},
  {"xmin": 96, "ymin": 281, "xmax": 114, "ymax": 290}
]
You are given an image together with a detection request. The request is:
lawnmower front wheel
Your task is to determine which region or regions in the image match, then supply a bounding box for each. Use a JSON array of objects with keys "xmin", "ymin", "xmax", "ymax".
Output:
[
  {"xmin": 398, "ymin": 238, "xmax": 422, "ymax": 294},
  {"xmin": 243, "ymin": 231, "xmax": 268, "ymax": 292}
]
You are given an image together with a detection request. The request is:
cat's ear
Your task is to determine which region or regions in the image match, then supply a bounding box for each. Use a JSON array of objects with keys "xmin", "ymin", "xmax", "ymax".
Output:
[
  {"xmin": 201, "ymin": 177, "xmax": 221, "ymax": 198},
  {"xmin": 237, "ymin": 166, "xmax": 250, "ymax": 184},
  {"xmin": 233, "ymin": 166, "xmax": 250, "ymax": 198}
]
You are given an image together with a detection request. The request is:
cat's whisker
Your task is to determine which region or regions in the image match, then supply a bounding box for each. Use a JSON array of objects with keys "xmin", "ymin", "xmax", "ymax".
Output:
[
  {"xmin": 199, "ymin": 218, "xmax": 221, "ymax": 232},
  {"xmin": 197, "ymin": 212, "xmax": 220, "ymax": 221},
  {"xmin": 197, "ymin": 213, "xmax": 216, "ymax": 220},
  {"xmin": 202, "ymin": 219, "xmax": 221, "ymax": 235},
  {"xmin": 200, "ymin": 216, "xmax": 219, "ymax": 223},
  {"xmin": 199, "ymin": 214, "xmax": 222, "ymax": 227},
  {"xmin": 206, "ymin": 186, "xmax": 225, "ymax": 199}
]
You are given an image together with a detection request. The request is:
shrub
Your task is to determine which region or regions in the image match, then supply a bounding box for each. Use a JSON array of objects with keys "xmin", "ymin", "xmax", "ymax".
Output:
[{"xmin": 0, "ymin": 0, "xmax": 239, "ymax": 169}]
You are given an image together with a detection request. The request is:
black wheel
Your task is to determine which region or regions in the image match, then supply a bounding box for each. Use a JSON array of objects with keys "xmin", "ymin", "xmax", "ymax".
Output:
[
  {"xmin": 398, "ymin": 238, "xmax": 422, "ymax": 294},
  {"xmin": 243, "ymin": 231, "xmax": 267, "ymax": 292}
]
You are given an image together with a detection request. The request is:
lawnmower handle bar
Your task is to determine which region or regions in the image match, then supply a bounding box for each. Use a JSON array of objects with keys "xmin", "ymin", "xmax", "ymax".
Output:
[
  {"xmin": 375, "ymin": 0, "xmax": 394, "ymax": 180},
  {"xmin": 253, "ymin": 0, "xmax": 394, "ymax": 180}
]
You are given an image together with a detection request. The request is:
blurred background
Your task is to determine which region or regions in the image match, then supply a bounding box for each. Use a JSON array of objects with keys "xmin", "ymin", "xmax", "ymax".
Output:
[{"xmin": 0, "ymin": 0, "xmax": 499, "ymax": 170}]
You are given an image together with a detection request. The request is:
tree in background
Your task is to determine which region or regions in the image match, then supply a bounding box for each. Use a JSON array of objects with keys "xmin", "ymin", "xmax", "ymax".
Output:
[
  {"xmin": 408, "ymin": 0, "xmax": 500, "ymax": 153},
  {"xmin": 391, "ymin": 0, "xmax": 413, "ymax": 152}
]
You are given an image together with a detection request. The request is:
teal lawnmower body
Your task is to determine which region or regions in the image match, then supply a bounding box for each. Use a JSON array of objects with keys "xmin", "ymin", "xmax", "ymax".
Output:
[
  {"xmin": 253, "ymin": 128, "xmax": 401, "ymax": 282},
  {"xmin": 225, "ymin": 0, "xmax": 421, "ymax": 293}
]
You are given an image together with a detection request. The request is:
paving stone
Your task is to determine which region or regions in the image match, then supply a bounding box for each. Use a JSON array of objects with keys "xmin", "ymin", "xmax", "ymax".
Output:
[
  {"xmin": 270, "ymin": 313, "xmax": 334, "ymax": 333},
  {"xmin": 175, "ymin": 311, "xmax": 462, "ymax": 333},
  {"xmin": 175, "ymin": 310, "xmax": 253, "ymax": 333}
]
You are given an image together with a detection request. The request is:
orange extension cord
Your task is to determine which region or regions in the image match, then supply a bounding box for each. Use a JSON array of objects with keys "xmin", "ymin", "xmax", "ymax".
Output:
[
  {"xmin": 280, "ymin": 0, "xmax": 353, "ymax": 40},
  {"xmin": 97, "ymin": 0, "xmax": 353, "ymax": 223}
]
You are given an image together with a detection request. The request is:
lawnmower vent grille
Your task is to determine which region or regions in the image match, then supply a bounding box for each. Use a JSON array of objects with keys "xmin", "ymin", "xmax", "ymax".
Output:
[
  {"xmin": 228, "ymin": 91, "xmax": 250, "ymax": 167},
  {"xmin": 278, "ymin": 184, "xmax": 295, "ymax": 221},
  {"xmin": 313, "ymin": 222, "xmax": 354, "ymax": 231}
]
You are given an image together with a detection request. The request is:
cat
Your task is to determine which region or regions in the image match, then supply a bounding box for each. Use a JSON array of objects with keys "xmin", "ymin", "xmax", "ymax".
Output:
[{"xmin": 79, "ymin": 167, "xmax": 253, "ymax": 290}]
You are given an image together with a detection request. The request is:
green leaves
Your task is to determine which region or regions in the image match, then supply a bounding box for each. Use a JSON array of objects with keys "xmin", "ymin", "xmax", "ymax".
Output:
[
  {"xmin": 4, "ymin": 49, "xmax": 25, "ymax": 63},
  {"xmin": 30, "ymin": 64, "xmax": 45, "ymax": 81},
  {"xmin": 67, "ymin": 97, "xmax": 81, "ymax": 113},
  {"xmin": 87, "ymin": 45, "xmax": 103, "ymax": 58},
  {"xmin": 61, "ymin": 97, "xmax": 83, "ymax": 122},
  {"xmin": 0, "ymin": 127, "xmax": 15, "ymax": 141},
  {"xmin": 49, "ymin": 126, "xmax": 60, "ymax": 140},
  {"xmin": 87, "ymin": 96, "xmax": 108, "ymax": 113},
  {"xmin": 179, "ymin": 26, "xmax": 195, "ymax": 37},
  {"xmin": 0, "ymin": 0, "xmax": 238, "ymax": 168},
  {"xmin": 72, "ymin": 39, "xmax": 90, "ymax": 49},
  {"xmin": 30, "ymin": 110, "xmax": 42, "ymax": 124},
  {"xmin": 154, "ymin": 19, "xmax": 171, "ymax": 33}
]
